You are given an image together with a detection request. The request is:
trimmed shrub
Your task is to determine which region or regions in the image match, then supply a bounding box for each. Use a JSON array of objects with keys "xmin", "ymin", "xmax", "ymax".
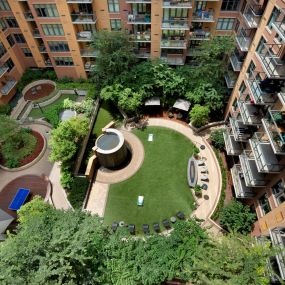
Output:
[
  {"xmin": 210, "ymin": 129, "xmax": 225, "ymax": 150},
  {"xmin": 0, "ymin": 105, "xmax": 11, "ymax": 115},
  {"xmin": 189, "ymin": 105, "xmax": 210, "ymax": 128},
  {"xmin": 68, "ymin": 177, "xmax": 90, "ymax": 209},
  {"xmin": 60, "ymin": 170, "xmax": 74, "ymax": 190}
]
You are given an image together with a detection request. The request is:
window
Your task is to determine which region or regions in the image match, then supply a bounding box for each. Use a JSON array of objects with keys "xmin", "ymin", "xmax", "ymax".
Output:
[
  {"xmin": 108, "ymin": 0, "xmax": 119, "ymax": 13},
  {"xmin": 239, "ymin": 81, "xmax": 246, "ymax": 94},
  {"xmin": 0, "ymin": 19, "xmax": 7, "ymax": 31},
  {"xmin": 110, "ymin": 19, "xmax": 121, "ymax": 31},
  {"xmin": 13, "ymin": 33, "xmax": 26, "ymax": 43},
  {"xmin": 5, "ymin": 17, "xmax": 18, "ymax": 28},
  {"xmin": 163, "ymin": 8, "xmax": 188, "ymax": 19},
  {"xmin": 54, "ymin": 57, "xmax": 74, "ymax": 66},
  {"xmin": 0, "ymin": 0, "xmax": 10, "ymax": 11},
  {"xmin": 4, "ymin": 58, "xmax": 14, "ymax": 72},
  {"xmin": 34, "ymin": 4, "xmax": 59, "ymax": 17},
  {"xmin": 21, "ymin": 48, "xmax": 32, "ymax": 57},
  {"xmin": 0, "ymin": 42, "xmax": 7, "ymax": 58},
  {"xmin": 259, "ymin": 193, "xmax": 271, "ymax": 216},
  {"xmin": 216, "ymin": 18, "xmax": 235, "ymax": 30},
  {"xmin": 194, "ymin": 1, "xmax": 207, "ymax": 12},
  {"xmin": 272, "ymin": 180, "xmax": 285, "ymax": 206},
  {"xmin": 41, "ymin": 24, "xmax": 64, "ymax": 36},
  {"xmin": 256, "ymin": 36, "xmax": 266, "ymax": 53},
  {"xmin": 221, "ymin": 0, "xmax": 240, "ymax": 11},
  {"xmin": 267, "ymin": 7, "xmax": 280, "ymax": 30},
  {"xmin": 48, "ymin": 41, "xmax": 70, "ymax": 52},
  {"xmin": 6, "ymin": 35, "xmax": 15, "ymax": 47}
]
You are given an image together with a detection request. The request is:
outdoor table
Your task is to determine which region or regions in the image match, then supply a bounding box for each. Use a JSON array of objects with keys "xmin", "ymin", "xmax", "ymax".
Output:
[{"xmin": 9, "ymin": 188, "xmax": 30, "ymax": 211}]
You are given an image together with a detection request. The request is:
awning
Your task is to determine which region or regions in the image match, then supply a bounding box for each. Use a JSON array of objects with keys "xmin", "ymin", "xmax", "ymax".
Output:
[
  {"xmin": 173, "ymin": 98, "xmax": 191, "ymax": 112},
  {"xmin": 0, "ymin": 208, "xmax": 14, "ymax": 234},
  {"xmin": 145, "ymin": 96, "xmax": 160, "ymax": 106}
]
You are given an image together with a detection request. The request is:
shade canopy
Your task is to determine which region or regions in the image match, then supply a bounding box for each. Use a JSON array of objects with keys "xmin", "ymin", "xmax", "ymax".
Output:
[
  {"xmin": 173, "ymin": 98, "xmax": 191, "ymax": 112},
  {"xmin": 0, "ymin": 208, "xmax": 14, "ymax": 234},
  {"xmin": 145, "ymin": 96, "xmax": 160, "ymax": 106}
]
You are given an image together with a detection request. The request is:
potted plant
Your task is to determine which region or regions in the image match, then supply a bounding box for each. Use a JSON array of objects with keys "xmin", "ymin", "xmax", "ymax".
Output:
[
  {"xmin": 193, "ymin": 146, "xmax": 200, "ymax": 159},
  {"xmin": 194, "ymin": 185, "xmax": 202, "ymax": 197}
]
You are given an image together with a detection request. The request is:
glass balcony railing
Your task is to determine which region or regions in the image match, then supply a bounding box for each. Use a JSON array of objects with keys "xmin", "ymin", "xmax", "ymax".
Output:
[
  {"xmin": 161, "ymin": 19, "xmax": 189, "ymax": 29},
  {"xmin": 160, "ymin": 39, "xmax": 187, "ymax": 48},
  {"xmin": 249, "ymin": 133, "xmax": 284, "ymax": 173},
  {"xmin": 80, "ymin": 49, "xmax": 98, "ymax": 57},
  {"xmin": 128, "ymin": 14, "xmax": 151, "ymax": 24},
  {"xmin": 272, "ymin": 9, "xmax": 285, "ymax": 41},
  {"xmin": 71, "ymin": 13, "xmax": 96, "ymax": 24},
  {"xmin": 243, "ymin": 3, "xmax": 263, "ymax": 28},
  {"xmin": 84, "ymin": 61, "xmax": 96, "ymax": 70},
  {"xmin": 0, "ymin": 78, "xmax": 17, "ymax": 96},
  {"xmin": 256, "ymin": 43, "xmax": 285, "ymax": 79},
  {"xmin": 0, "ymin": 66, "xmax": 8, "ymax": 78},
  {"xmin": 230, "ymin": 51, "xmax": 244, "ymax": 71},
  {"xmin": 237, "ymin": 100, "xmax": 263, "ymax": 125},
  {"xmin": 189, "ymin": 29, "xmax": 211, "ymax": 40},
  {"xmin": 223, "ymin": 129, "xmax": 243, "ymax": 156},
  {"xmin": 161, "ymin": 54, "xmax": 184, "ymax": 65},
  {"xmin": 229, "ymin": 117, "xmax": 252, "ymax": 142},
  {"xmin": 192, "ymin": 10, "xmax": 215, "ymax": 22},
  {"xmin": 224, "ymin": 71, "xmax": 237, "ymax": 88},
  {"xmin": 129, "ymin": 32, "xmax": 151, "ymax": 42},
  {"xmin": 262, "ymin": 109, "xmax": 285, "ymax": 155},
  {"xmin": 236, "ymin": 29, "xmax": 253, "ymax": 51},
  {"xmin": 76, "ymin": 31, "xmax": 93, "ymax": 41},
  {"xmin": 163, "ymin": 0, "xmax": 192, "ymax": 8},
  {"xmin": 231, "ymin": 164, "xmax": 254, "ymax": 198},
  {"xmin": 134, "ymin": 49, "xmax": 151, "ymax": 58}
]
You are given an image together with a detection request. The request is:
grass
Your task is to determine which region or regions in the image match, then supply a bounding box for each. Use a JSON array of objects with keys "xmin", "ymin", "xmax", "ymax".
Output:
[
  {"xmin": 29, "ymin": 94, "xmax": 77, "ymax": 119},
  {"xmin": 104, "ymin": 126, "xmax": 196, "ymax": 233}
]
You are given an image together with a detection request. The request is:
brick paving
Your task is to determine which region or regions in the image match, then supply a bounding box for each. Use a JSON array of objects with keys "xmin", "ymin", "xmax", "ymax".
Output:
[{"xmin": 24, "ymin": 83, "xmax": 55, "ymax": 101}]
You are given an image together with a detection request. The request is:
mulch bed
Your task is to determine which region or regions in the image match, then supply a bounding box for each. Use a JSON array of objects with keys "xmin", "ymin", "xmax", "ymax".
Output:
[
  {"xmin": 24, "ymin": 83, "xmax": 55, "ymax": 101},
  {"xmin": 20, "ymin": 131, "xmax": 44, "ymax": 166}
]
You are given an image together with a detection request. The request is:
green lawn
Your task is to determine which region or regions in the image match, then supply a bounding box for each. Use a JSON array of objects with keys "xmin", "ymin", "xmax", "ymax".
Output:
[
  {"xmin": 104, "ymin": 126, "xmax": 196, "ymax": 233},
  {"xmin": 29, "ymin": 94, "xmax": 77, "ymax": 119}
]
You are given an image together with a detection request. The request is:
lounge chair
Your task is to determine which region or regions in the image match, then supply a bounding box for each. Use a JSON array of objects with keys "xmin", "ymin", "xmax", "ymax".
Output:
[
  {"xmin": 201, "ymin": 175, "xmax": 209, "ymax": 181},
  {"xmin": 162, "ymin": 219, "xmax": 171, "ymax": 229},
  {"xmin": 112, "ymin": 222, "xmax": 118, "ymax": 232},
  {"xmin": 197, "ymin": 160, "xmax": 205, "ymax": 166},
  {"xmin": 176, "ymin": 211, "xmax": 185, "ymax": 220},
  {"xmin": 137, "ymin": 195, "xmax": 144, "ymax": 206},
  {"xmin": 129, "ymin": 224, "xmax": 135, "ymax": 235},
  {"xmin": 153, "ymin": 223, "xmax": 160, "ymax": 233},
  {"xmin": 142, "ymin": 224, "xmax": 150, "ymax": 234}
]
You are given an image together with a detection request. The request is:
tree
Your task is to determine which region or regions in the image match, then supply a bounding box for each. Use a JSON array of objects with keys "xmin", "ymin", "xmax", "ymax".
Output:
[
  {"xmin": 49, "ymin": 116, "xmax": 89, "ymax": 163},
  {"xmin": 189, "ymin": 105, "xmax": 210, "ymax": 128},
  {"xmin": 91, "ymin": 31, "xmax": 137, "ymax": 89},
  {"xmin": 0, "ymin": 115, "xmax": 21, "ymax": 145},
  {"xmin": 117, "ymin": 88, "xmax": 142, "ymax": 115},
  {"xmin": 220, "ymin": 200, "xmax": 256, "ymax": 234},
  {"xmin": 210, "ymin": 128, "xmax": 225, "ymax": 150}
]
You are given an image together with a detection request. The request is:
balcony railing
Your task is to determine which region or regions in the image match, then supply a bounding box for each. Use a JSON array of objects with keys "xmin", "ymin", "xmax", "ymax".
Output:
[
  {"xmin": 32, "ymin": 29, "xmax": 41, "ymax": 38},
  {"xmin": 0, "ymin": 78, "xmax": 17, "ymax": 96},
  {"xmin": 160, "ymin": 39, "xmax": 187, "ymax": 48},
  {"xmin": 128, "ymin": 14, "xmax": 151, "ymax": 24},
  {"xmin": 238, "ymin": 100, "xmax": 262, "ymax": 125},
  {"xmin": 38, "ymin": 45, "xmax": 47, "ymax": 53},
  {"xmin": 239, "ymin": 151, "xmax": 267, "ymax": 187},
  {"xmin": 230, "ymin": 51, "xmax": 244, "ymax": 71},
  {"xmin": 231, "ymin": 164, "xmax": 254, "ymax": 198},
  {"xmin": 189, "ymin": 29, "xmax": 211, "ymax": 40},
  {"xmin": 272, "ymin": 8, "xmax": 285, "ymax": 41},
  {"xmin": 67, "ymin": 0, "xmax": 93, "ymax": 3},
  {"xmin": 129, "ymin": 33, "xmax": 151, "ymax": 42},
  {"xmin": 80, "ymin": 49, "xmax": 98, "ymax": 57},
  {"xmin": 192, "ymin": 10, "xmax": 215, "ymax": 22},
  {"xmin": 163, "ymin": 0, "xmax": 192, "ymax": 8},
  {"xmin": 223, "ymin": 130, "xmax": 243, "ymax": 156},
  {"xmin": 161, "ymin": 19, "xmax": 189, "ymax": 30},
  {"xmin": 243, "ymin": 3, "xmax": 263, "ymax": 28},
  {"xmin": 24, "ymin": 11, "xmax": 34, "ymax": 21},
  {"xmin": 278, "ymin": 92, "xmax": 285, "ymax": 107},
  {"xmin": 134, "ymin": 49, "xmax": 151, "ymax": 58},
  {"xmin": 246, "ymin": 71, "xmax": 277, "ymax": 105},
  {"xmin": 76, "ymin": 31, "xmax": 92, "ymax": 41},
  {"xmin": 269, "ymin": 227, "xmax": 285, "ymax": 281},
  {"xmin": 161, "ymin": 54, "xmax": 184, "ymax": 65},
  {"xmin": 0, "ymin": 66, "xmax": 9, "ymax": 78},
  {"xmin": 262, "ymin": 109, "xmax": 285, "ymax": 155},
  {"xmin": 236, "ymin": 29, "xmax": 253, "ymax": 51},
  {"xmin": 249, "ymin": 133, "xmax": 284, "ymax": 173},
  {"xmin": 256, "ymin": 43, "xmax": 285, "ymax": 79},
  {"xmin": 224, "ymin": 71, "xmax": 237, "ymax": 88},
  {"xmin": 126, "ymin": 0, "xmax": 151, "ymax": 3},
  {"xmin": 71, "ymin": 13, "xmax": 96, "ymax": 24},
  {"xmin": 229, "ymin": 117, "xmax": 252, "ymax": 142},
  {"xmin": 84, "ymin": 62, "xmax": 96, "ymax": 70}
]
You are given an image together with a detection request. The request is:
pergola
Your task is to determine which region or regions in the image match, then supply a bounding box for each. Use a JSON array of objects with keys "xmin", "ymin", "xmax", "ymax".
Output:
[{"xmin": 173, "ymin": 98, "xmax": 191, "ymax": 112}]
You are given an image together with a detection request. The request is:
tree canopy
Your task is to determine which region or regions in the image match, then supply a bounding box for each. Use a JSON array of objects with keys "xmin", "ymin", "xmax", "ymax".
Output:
[{"xmin": 189, "ymin": 105, "xmax": 210, "ymax": 128}]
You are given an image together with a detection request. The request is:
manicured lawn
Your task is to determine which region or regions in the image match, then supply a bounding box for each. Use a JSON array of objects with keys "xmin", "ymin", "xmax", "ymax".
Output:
[{"xmin": 104, "ymin": 126, "xmax": 196, "ymax": 233}]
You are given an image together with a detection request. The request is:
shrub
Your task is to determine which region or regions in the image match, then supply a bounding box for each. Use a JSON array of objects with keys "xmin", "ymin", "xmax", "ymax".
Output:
[
  {"xmin": 0, "ymin": 105, "xmax": 11, "ymax": 115},
  {"xmin": 5, "ymin": 157, "xmax": 19, "ymax": 168},
  {"xmin": 68, "ymin": 177, "xmax": 90, "ymax": 209},
  {"xmin": 60, "ymin": 170, "xmax": 74, "ymax": 189},
  {"xmin": 189, "ymin": 105, "xmax": 210, "ymax": 128},
  {"xmin": 220, "ymin": 200, "xmax": 256, "ymax": 234},
  {"xmin": 43, "ymin": 103, "xmax": 63, "ymax": 127},
  {"xmin": 210, "ymin": 128, "xmax": 225, "ymax": 150},
  {"xmin": 194, "ymin": 185, "xmax": 202, "ymax": 197}
]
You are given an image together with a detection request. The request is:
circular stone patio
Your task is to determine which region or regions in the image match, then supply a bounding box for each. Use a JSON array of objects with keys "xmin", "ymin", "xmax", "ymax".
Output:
[{"xmin": 24, "ymin": 83, "xmax": 55, "ymax": 101}]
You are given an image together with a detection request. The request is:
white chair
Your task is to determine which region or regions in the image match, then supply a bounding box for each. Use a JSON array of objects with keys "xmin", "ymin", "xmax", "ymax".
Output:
[{"xmin": 201, "ymin": 175, "xmax": 209, "ymax": 181}]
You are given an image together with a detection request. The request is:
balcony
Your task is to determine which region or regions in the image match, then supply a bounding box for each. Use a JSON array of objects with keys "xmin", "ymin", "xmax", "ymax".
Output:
[
  {"xmin": 0, "ymin": 78, "xmax": 17, "ymax": 96},
  {"xmin": 231, "ymin": 164, "xmax": 254, "ymax": 198},
  {"xmin": 32, "ymin": 29, "xmax": 41, "ymax": 38},
  {"xmin": 161, "ymin": 19, "xmax": 189, "ymax": 30},
  {"xmin": 71, "ymin": 13, "xmax": 96, "ymax": 24},
  {"xmin": 24, "ymin": 11, "xmax": 34, "ymax": 21},
  {"xmin": 126, "ymin": 0, "xmax": 151, "ymax": 3},
  {"xmin": 192, "ymin": 10, "xmax": 215, "ymax": 22},
  {"xmin": 84, "ymin": 61, "xmax": 96, "ymax": 71},
  {"xmin": 243, "ymin": 3, "xmax": 263, "ymax": 28},
  {"xmin": 256, "ymin": 43, "xmax": 285, "ymax": 79},
  {"xmin": 160, "ymin": 39, "xmax": 187, "ymax": 49},
  {"xmin": 236, "ymin": 29, "xmax": 253, "ymax": 52},
  {"xmin": 80, "ymin": 49, "xmax": 98, "ymax": 57},
  {"xmin": 249, "ymin": 133, "xmax": 284, "ymax": 173},
  {"xmin": 44, "ymin": 59, "xmax": 52, "ymax": 67},
  {"xmin": 67, "ymin": 0, "xmax": 93, "ymax": 3},
  {"xmin": 134, "ymin": 48, "xmax": 151, "ymax": 58},
  {"xmin": 0, "ymin": 66, "xmax": 8, "ymax": 78},
  {"xmin": 189, "ymin": 29, "xmax": 211, "ymax": 40},
  {"xmin": 229, "ymin": 51, "xmax": 244, "ymax": 71},
  {"xmin": 128, "ymin": 14, "xmax": 151, "ymax": 25},
  {"xmin": 161, "ymin": 54, "xmax": 184, "ymax": 65},
  {"xmin": 76, "ymin": 31, "xmax": 93, "ymax": 42},
  {"xmin": 229, "ymin": 117, "xmax": 253, "ymax": 142},
  {"xmin": 238, "ymin": 100, "xmax": 263, "ymax": 125},
  {"xmin": 129, "ymin": 32, "xmax": 151, "ymax": 42},
  {"xmin": 163, "ymin": 0, "xmax": 192, "ymax": 8},
  {"xmin": 246, "ymin": 72, "xmax": 277, "ymax": 105},
  {"xmin": 38, "ymin": 45, "xmax": 47, "ymax": 53},
  {"xmin": 223, "ymin": 130, "xmax": 243, "ymax": 155},
  {"xmin": 278, "ymin": 92, "xmax": 285, "ymax": 107},
  {"xmin": 224, "ymin": 71, "xmax": 237, "ymax": 88},
  {"xmin": 262, "ymin": 109, "xmax": 285, "ymax": 155},
  {"xmin": 272, "ymin": 9, "xmax": 285, "ymax": 41},
  {"xmin": 269, "ymin": 227, "xmax": 285, "ymax": 281},
  {"xmin": 239, "ymin": 151, "xmax": 267, "ymax": 187}
]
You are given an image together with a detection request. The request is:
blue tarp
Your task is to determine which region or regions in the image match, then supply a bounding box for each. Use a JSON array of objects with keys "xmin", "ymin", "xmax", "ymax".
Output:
[{"xmin": 8, "ymin": 188, "xmax": 30, "ymax": 211}]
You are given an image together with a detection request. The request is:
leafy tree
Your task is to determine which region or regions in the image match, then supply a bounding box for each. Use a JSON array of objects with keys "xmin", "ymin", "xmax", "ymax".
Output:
[
  {"xmin": 220, "ymin": 200, "xmax": 256, "ymax": 234},
  {"xmin": 91, "ymin": 31, "xmax": 137, "ymax": 90},
  {"xmin": 117, "ymin": 88, "xmax": 142, "ymax": 115},
  {"xmin": 210, "ymin": 128, "xmax": 225, "ymax": 150},
  {"xmin": 0, "ymin": 115, "xmax": 21, "ymax": 145},
  {"xmin": 49, "ymin": 116, "xmax": 89, "ymax": 163},
  {"xmin": 189, "ymin": 105, "xmax": 210, "ymax": 128}
]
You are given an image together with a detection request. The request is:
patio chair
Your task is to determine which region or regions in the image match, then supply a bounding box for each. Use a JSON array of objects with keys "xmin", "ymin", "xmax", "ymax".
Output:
[
  {"xmin": 129, "ymin": 224, "xmax": 135, "ymax": 235},
  {"xmin": 162, "ymin": 219, "xmax": 171, "ymax": 229},
  {"xmin": 112, "ymin": 222, "xmax": 118, "ymax": 233},
  {"xmin": 36, "ymin": 85, "xmax": 42, "ymax": 91},
  {"xmin": 142, "ymin": 224, "xmax": 150, "ymax": 234},
  {"xmin": 153, "ymin": 223, "xmax": 160, "ymax": 233},
  {"xmin": 200, "ymin": 166, "xmax": 208, "ymax": 173},
  {"xmin": 197, "ymin": 160, "xmax": 205, "ymax": 166},
  {"xmin": 201, "ymin": 175, "xmax": 209, "ymax": 181},
  {"xmin": 176, "ymin": 211, "xmax": 185, "ymax": 220}
]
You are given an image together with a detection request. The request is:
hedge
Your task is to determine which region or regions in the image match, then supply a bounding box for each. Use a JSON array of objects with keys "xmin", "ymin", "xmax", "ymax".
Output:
[{"xmin": 68, "ymin": 176, "xmax": 90, "ymax": 209}]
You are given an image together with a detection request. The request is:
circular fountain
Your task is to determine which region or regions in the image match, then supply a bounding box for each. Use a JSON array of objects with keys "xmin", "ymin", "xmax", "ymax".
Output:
[{"xmin": 95, "ymin": 128, "xmax": 128, "ymax": 169}]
